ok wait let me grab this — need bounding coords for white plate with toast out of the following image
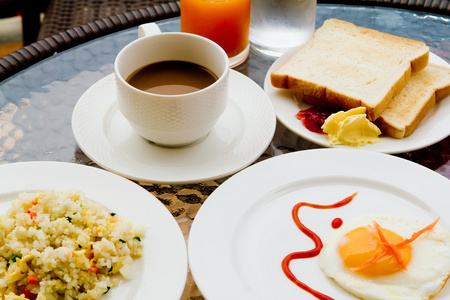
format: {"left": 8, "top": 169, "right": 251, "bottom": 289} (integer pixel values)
{"left": 264, "top": 50, "right": 450, "bottom": 154}
{"left": 188, "top": 149, "right": 450, "bottom": 299}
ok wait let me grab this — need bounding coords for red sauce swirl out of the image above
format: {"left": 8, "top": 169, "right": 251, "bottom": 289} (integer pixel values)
{"left": 281, "top": 192, "right": 358, "bottom": 300}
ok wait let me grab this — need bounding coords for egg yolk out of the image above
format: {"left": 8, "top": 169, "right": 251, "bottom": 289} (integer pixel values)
{"left": 338, "top": 226, "right": 411, "bottom": 276}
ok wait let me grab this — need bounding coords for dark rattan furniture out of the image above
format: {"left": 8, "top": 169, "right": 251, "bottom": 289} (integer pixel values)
{"left": 321, "top": 0, "right": 449, "bottom": 15}
{"left": 37, "top": 0, "right": 450, "bottom": 41}
{"left": 0, "top": 1, "right": 180, "bottom": 82}
{"left": 1, "top": 0, "right": 450, "bottom": 81}
{"left": 37, "top": 0, "right": 176, "bottom": 40}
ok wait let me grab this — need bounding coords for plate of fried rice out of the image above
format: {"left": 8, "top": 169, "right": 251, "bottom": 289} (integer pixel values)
{"left": 0, "top": 162, "right": 187, "bottom": 300}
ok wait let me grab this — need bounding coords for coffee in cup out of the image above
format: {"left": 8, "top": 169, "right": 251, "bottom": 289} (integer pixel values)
{"left": 126, "top": 60, "right": 218, "bottom": 95}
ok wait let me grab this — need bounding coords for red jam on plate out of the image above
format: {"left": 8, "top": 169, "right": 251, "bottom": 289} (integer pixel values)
{"left": 295, "top": 107, "right": 338, "bottom": 133}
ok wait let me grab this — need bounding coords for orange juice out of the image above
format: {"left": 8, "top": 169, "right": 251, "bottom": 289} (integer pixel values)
{"left": 181, "top": 0, "right": 250, "bottom": 59}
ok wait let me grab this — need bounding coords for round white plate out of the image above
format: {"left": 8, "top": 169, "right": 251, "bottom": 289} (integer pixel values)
{"left": 72, "top": 70, "right": 276, "bottom": 184}
{"left": 264, "top": 50, "right": 450, "bottom": 154}
{"left": 188, "top": 149, "right": 450, "bottom": 299}
{"left": 0, "top": 161, "right": 187, "bottom": 300}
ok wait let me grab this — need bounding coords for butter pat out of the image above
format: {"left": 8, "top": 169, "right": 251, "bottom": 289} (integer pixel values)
{"left": 322, "top": 107, "right": 381, "bottom": 147}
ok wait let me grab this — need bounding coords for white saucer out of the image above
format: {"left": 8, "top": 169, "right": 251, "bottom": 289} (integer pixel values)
{"left": 264, "top": 50, "right": 450, "bottom": 154}
{"left": 72, "top": 70, "right": 276, "bottom": 184}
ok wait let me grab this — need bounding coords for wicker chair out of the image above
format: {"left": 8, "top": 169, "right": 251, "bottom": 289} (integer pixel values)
{"left": 0, "top": 0, "right": 449, "bottom": 82}
{"left": 37, "top": 0, "right": 176, "bottom": 40}
{"left": 36, "top": 0, "right": 450, "bottom": 41}
{"left": 0, "top": 1, "right": 180, "bottom": 82}
{"left": 320, "top": 0, "right": 449, "bottom": 15}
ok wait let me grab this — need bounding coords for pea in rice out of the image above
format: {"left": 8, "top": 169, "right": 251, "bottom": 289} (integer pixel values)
{"left": 0, "top": 190, "right": 145, "bottom": 300}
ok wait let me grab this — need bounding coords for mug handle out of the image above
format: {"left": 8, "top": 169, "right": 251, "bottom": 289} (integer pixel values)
{"left": 138, "top": 23, "right": 162, "bottom": 38}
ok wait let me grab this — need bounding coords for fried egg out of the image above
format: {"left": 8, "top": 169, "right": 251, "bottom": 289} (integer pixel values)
{"left": 319, "top": 214, "right": 450, "bottom": 300}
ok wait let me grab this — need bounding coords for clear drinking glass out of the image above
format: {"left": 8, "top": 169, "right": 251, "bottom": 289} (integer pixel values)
{"left": 250, "top": 0, "right": 317, "bottom": 57}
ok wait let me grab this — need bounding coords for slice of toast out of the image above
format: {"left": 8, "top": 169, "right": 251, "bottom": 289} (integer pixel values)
{"left": 293, "top": 63, "right": 450, "bottom": 139}
{"left": 271, "top": 18, "right": 429, "bottom": 121}
{"left": 376, "top": 63, "right": 450, "bottom": 138}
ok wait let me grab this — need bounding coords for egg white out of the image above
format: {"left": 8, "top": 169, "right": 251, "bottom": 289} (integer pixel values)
{"left": 319, "top": 214, "right": 450, "bottom": 300}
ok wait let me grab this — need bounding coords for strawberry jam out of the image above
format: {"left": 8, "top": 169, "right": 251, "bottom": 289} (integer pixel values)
{"left": 296, "top": 107, "right": 338, "bottom": 133}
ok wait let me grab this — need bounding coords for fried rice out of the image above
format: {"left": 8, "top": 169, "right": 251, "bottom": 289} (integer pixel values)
{"left": 0, "top": 190, "right": 145, "bottom": 300}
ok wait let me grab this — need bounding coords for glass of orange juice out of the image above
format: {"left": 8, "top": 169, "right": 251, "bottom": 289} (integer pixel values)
{"left": 181, "top": 0, "right": 251, "bottom": 68}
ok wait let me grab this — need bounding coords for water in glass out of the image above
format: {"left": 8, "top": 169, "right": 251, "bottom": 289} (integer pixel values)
{"left": 250, "top": 0, "right": 316, "bottom": 57}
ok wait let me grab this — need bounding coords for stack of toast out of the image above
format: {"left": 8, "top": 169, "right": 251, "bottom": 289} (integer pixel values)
{"left": 270, "top": 19, "right": 450, "bottom": 139}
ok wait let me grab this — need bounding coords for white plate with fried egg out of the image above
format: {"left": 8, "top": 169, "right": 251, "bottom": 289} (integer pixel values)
{"left": 188, "top": 149, "right": 450, "bottom": 300}
{"left": 264, "top": 49, "right": 450, "bottom": 154}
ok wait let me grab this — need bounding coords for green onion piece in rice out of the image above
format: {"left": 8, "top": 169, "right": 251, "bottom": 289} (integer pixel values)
{"left": 10, "top": 254, "right": 21, "bottom": 262}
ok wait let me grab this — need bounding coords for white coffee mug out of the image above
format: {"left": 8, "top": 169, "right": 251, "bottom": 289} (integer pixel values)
{"left": 115, "top": 23, "right": 229, "bottom": 147}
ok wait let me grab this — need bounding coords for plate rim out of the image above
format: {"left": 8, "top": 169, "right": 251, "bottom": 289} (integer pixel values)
{"left": 72, "top": 70, "right": 276, "bottom": 184}
{"left": 0, "top": 161, "right": 188, "bottom": 300}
